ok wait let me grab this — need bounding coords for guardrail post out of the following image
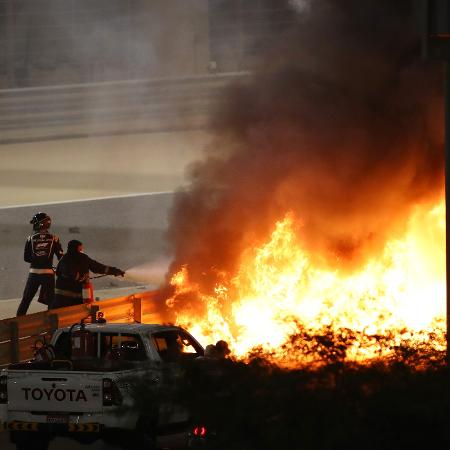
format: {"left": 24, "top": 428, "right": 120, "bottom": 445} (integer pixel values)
{"left": 90, "top": 305, "right": 99, "bottom": 323}
{"left": 133, "top": 297, "right": 142, "bottom": 323}
{"left": 9, "top": 321, "right": 19, "bottom": 364}
{"left": 48, "top": 314, "right": 59, "bottom": 333}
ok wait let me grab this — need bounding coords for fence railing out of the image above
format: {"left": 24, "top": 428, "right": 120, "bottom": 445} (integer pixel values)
{"left": 0, "top": 290, "right": 161, "bottom": 367}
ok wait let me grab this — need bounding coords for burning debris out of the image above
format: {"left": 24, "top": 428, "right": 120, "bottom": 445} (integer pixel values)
{"left": 163, "top": 0, "right": 445, "bottom": 365}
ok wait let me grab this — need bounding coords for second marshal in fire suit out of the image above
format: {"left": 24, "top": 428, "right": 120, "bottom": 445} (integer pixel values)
{"left": 17, "top": 212, "right": 64, "bottom": 316}
{"left": 51, "top": 239, "right": 125, "bottom": 309}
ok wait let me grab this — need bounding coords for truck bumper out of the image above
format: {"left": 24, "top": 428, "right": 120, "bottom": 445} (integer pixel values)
{"left": 0, "top": 421, "right": 102, "bottom": 433}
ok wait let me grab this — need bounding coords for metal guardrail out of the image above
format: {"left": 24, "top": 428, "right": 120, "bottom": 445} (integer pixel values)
{"left": 0, "top": 72, "right": 251, "bottom": 144}
{"left": 0, "top": 290, "right": 161, "bottom": 367}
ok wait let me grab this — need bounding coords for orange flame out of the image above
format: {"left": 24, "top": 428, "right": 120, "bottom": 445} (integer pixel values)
{"left": 167, "top": 200, "right": 446, "bottom": 366}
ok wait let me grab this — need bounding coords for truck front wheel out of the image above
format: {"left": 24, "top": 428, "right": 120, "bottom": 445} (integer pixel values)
{"left": 119, "top": 417, "right": 157, "bottom": 450}
{"left": 11, "top": 432, "right": 50, "bottom": 450}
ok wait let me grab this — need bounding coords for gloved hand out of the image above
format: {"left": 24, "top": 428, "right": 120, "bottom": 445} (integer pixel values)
{"left": 109, "top": 267, "right": 125, "bottom": 277}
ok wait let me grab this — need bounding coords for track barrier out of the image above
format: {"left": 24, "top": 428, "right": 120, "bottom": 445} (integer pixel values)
{"left": 0, "top": 290, "right": 161, "bottom": 367}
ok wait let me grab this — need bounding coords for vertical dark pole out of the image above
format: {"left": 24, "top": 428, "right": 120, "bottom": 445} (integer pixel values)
{"left": 133, "top": 296, "right": 142, "bottom": 323}
{"left": 446, "top": 62, "right": 450, "bottom": 363}
{"left": 48, "top": 314, "right": 59, "bottom": 334}
{"left": 420, "top": 0, "right": 450, "bottom": 363}
{"left": 89, "top": 304, "right": 99, "bottom": 323}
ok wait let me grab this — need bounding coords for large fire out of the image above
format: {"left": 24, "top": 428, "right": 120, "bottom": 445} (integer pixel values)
{"left": 167, "top": 198, "right": 446, "bottom": 366}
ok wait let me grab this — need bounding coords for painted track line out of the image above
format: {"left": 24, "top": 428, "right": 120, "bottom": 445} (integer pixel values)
{"left": 0, "top": 191, "right": 175, "bottom": 210}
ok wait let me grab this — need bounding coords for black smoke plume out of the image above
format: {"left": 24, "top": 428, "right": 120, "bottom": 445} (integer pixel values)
{"left": 166, "top": 0, "right": 443, "bottom": 297}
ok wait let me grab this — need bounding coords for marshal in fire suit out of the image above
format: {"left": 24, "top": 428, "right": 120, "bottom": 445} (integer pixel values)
{"left": 17, "top": 212, "right": 64, "bottom": 316}
{"left": 50, "top": 239, "right": 125, "bottom": 309}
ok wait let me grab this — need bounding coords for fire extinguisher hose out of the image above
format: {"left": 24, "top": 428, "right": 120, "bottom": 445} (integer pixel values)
{"left": 90, "top": 274, "right": 108, "bottom": 279}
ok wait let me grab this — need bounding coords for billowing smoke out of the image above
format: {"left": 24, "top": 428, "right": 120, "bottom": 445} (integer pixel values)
{"left": 166, "top": 0, "right": 443, "bottom": 295}
{"left": 289, "top": 0, "right": 311, "bottom": 14}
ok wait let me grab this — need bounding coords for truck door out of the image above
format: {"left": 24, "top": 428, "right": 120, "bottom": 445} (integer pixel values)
{"left": 151, "top": 330, "right": 203, "bottom": 363}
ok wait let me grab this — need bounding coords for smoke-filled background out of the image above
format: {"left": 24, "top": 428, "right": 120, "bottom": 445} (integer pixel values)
{"left": 0, "top": 0, "right": 211, "bottom": 303}
{"left": 0, "top": 0, "right": 209, "bottom": 88}
{"left": 0, "top": 0, "right": 444, "bottom": 314}
{"left": 167, "top": 0, "right": 443, "bottom": 295}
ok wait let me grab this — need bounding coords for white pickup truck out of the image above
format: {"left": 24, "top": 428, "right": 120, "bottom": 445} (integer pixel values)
{"left": 0, "top": 321, "right": 205, "bottom": 450}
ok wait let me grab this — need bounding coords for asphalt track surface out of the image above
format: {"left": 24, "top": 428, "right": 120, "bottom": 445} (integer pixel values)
{"left": 0, "top": 192, "right": 174, "bottom": 303}
{"left": 0, "top": 129, "right": 207, "bottom": 209}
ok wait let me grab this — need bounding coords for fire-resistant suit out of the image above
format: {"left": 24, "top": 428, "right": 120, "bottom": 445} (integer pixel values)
{"left": 51, "top": 240, "right": 124, "bottom": 309}
{"left": 17, "top": 215, "right": 64, "bottom": 316}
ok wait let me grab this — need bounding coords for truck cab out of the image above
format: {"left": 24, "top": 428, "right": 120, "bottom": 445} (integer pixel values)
{"left": 52, "top": 322, "right": 204, "bottom": 365}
